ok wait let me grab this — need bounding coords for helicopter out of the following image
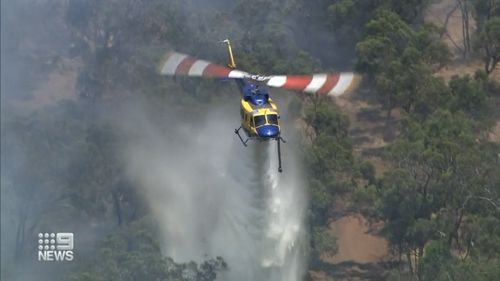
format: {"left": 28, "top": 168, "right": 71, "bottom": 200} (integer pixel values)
{"left": 158, "top": 39, "right": 359, "bottom": 172}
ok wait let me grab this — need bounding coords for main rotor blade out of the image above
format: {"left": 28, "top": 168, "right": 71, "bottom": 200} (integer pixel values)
{"left": 158, "top": 52, "right": 249, "bottom": 78}
{"left": 254, "top": 73, "right": 361, "bottom": 97}
{"left": 159, "top": 52, "right": 361, "bottom": 97}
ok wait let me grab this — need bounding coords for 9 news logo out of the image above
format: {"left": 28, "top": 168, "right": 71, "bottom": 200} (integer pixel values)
{"left": 37, "top": 232, "right": 74, "bottom": 262}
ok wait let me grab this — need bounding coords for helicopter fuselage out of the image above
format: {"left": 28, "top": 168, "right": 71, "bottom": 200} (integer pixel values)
{"left": 236, "top": 79, "right": 281, "bottom": 140}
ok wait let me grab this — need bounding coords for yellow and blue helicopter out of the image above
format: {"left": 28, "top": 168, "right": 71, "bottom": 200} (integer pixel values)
{"left": 159, "top": 40, "right": 359, "bottom": 172}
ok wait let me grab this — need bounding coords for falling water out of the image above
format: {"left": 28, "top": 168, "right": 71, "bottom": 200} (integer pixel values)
{"left": 121, "top": 104, "right": 307, "bottom": 281}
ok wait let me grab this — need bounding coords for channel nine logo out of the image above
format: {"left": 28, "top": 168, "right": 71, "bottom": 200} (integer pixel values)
{"left": 37, "top": 232, "right": 74, "bottom": 262}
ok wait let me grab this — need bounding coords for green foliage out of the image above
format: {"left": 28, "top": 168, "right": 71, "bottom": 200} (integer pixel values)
{"left": 407, "top": 70, "right": 497, "bottom": 124}
{"left": 389, "top": 255, "right": 500, "bottom": 281}
{"left": 414, "top": 24, "right": 451, "bottom": 67}
{"left": 356, "top": 10, "right": 413, "bottom": 74}
{"left": 328, "top": 0, "right": 358, "bottom": 31}
{"left": 192, "top": 0, "right": 319, "bottom": 75}
{"left": 66, "top": 0, "right": 188, "bottom": 50}
{"left": 355, "top": 161, "right": 376, "bottom": 186}
{"left": 301, "top": 98, "right": 356, "bottom": 264}
{"left": 304, "top": 135, "right": 353, "bottom": 182}
{"left": 353, "top": 184, "right": 380, "bottom": 217}
{"left": 356, "top": 11, "right": 450, "bottom": 116}
{"left": 66, "top": 222, "right": 227, "bottom": 281}
{"left": 303, "top": 99, "right": 353, "bottom": 184}
{"left": 420, "top": 240, "right": 452, "bottom": 275}
{"left": 234, "top": 28, "right": 320, "bottom": 74}
{"left": 360, "top": 109, "right": 500, "bottom": 276}
{"left": 472, "top": 0, "right": 500, "bottom": 28}
{"left": 305, "top": 102, "right": 350, "bottom": 138}
{"left": 311, "top": 226, "right": 338, "bottom": 258}
{"left": 1, "top": 101, "right": 90, "bottom": 260}
{"left": 448, "top": 74, "right": 491, "bottom": 120}
{"left": 475, "top": 17, "right": 500, "bottom": 74}
{"left": 308, "top": 179, "right": 333, "bottom": 225}
{"left": 471, "top": 215, "right": 500, "bottom": 260}
{"left": 419, "top": 257, "right": 500, "bottom": 281}
{"left": 328, "top": 0, "right": 431, "bottom": 40}
{"left": 387, "top": 0, "right": 430, "bottom": 23}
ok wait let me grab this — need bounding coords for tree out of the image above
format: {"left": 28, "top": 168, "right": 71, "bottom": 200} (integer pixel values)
{"left": 1, "top": 102, "right": 88, "bottom": 262}
{"left": 357, "top": 109, "right": 500, "bottom": 276}
{"left": 327, "top": 0, "right": 431, "bottom": 40}
{"left": 447, "top": 73, "right": 492, "bottom": 120}
{"left": 66, "top": 222, "right": 227, "bottom": 281}
{"left": 472, "top": 0, "right": 500, "bottom": 28}
{"left": 356, "top": 11, "right": 450, "bottom": 117}
{"left": 475, "top": 17, "right": 500, "bottom": 74}
{"left": 457, "top": 0, "right": 473, "bottom": 57}
{"left": 65, "top": 122, "right": 138, "bottom": 226}
{"left": 301, "top": 97, "right": 355, "bottom": 266}
{"left": 303, "top": 98, "right": 353, "bottom": 183}
{"left": 303, "top": 99, "right": 354, "bottom": 225}
{"left": 311, "top": 227, "right": 337, "bottom": 261}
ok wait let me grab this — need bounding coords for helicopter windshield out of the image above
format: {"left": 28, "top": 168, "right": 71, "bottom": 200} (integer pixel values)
{"left": 254, "top": 115, "right": 266, "bottom": 127}
{"left": 267, "top": 114, "right": 278, "bottom": 125}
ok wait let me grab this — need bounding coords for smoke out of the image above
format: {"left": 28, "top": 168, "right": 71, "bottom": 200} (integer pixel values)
{"left": 1, "top": 1, "right": 319, "bottom": 280}
{"left": 116, "top": 98, "right": 307, "bottom": 281}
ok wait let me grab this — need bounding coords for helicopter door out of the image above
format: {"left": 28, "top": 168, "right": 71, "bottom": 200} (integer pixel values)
{"left": 243, "top": 113, "right": 251, "bottom": 129}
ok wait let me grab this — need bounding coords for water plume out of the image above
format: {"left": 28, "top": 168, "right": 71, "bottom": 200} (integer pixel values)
{"left": 120, "top": 102, "right": 307, "bottom": 281}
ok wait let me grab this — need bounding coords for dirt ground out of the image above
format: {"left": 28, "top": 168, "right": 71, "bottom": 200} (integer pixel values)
{"left": 325, "top": 216, "right": 389, "bottom": 264}
{"left": 309, "top": 216, "right": 391, "bottom": 281}
{"left": 31, "top": 58, "right": 80, "bottom": 106}
{"left": 6, "top": 57, "right": 80, "bottom": 112}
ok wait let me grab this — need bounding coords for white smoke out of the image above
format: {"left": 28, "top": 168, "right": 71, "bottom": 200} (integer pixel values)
{"left": 118, "top": 100, "right": 307, "bottom": 281}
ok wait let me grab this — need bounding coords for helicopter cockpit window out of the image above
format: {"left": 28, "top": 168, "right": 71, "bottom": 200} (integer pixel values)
{"left": 267, "top": 114, "right": 278, "bottom": 125}
{"left": 254, "top": 115, "right": 266, "bottom": 127}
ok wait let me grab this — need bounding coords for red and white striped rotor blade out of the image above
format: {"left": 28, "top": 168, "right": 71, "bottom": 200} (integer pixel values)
{"left": 159, "top": 52, "right": 249, "bottom": 79}
{"left": 265, "top": 73, "right": 360, "bottom": 97}
{"left": 159, "top": 52, "right": 360, "bottom": 96}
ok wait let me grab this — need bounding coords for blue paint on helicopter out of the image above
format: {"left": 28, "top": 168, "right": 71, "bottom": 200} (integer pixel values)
{"left": 256, "top": 125, "right": 280, "bottom": 138}
{"left": 236, "top": 79, "right": 270, "bottom": 106}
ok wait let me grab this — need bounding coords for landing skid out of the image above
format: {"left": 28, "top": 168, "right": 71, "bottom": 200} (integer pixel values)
{"left": 276, "top": 136, "right": 286, "bottom": 173}
{"left": 234, "top": 126, "right": 286, "bottom": 173}
{"left": 234, "top": 126, "right": 250, "bottom": 147}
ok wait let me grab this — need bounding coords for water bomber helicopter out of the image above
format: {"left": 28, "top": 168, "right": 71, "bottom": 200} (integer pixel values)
{"left": 159, "top": 40, "right": 360, "bottom": 172}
